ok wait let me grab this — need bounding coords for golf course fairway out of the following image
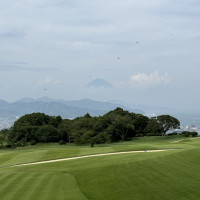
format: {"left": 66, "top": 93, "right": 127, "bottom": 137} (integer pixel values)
{"left": 0, "top": 136, "right": 200, "bottom": 200}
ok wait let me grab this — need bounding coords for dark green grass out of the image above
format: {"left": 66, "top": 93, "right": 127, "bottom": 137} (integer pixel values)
{"left": 0, "top": 136, "right": 200, "bottom": 199}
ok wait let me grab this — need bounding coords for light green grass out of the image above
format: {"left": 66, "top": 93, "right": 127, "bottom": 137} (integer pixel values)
{"left": 0, "top": 136, "right": 200, "bottom": 199}
{"left": 0, "top": 135, "right": 191, "bottom": 167}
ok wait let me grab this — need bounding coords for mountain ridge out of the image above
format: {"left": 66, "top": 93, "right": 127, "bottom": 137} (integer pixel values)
{"left": 0, "top": 97, "right": 144, "bottom": 129}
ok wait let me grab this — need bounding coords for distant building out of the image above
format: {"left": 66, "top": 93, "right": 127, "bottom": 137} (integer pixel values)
{"left": 166, "top": 129, "right": 183, "bottom": 135}
{"left": 175, "top": 125, "right": 200, "bottom": 135}
{"left": 185, "top": 125, "right": 198, "bottom": 132}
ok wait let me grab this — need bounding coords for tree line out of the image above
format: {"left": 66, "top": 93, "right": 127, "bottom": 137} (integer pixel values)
{"left": 0, "top": 108, "right": 181, "bottom": 147}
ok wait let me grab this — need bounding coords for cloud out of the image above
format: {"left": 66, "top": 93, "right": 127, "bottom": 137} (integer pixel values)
{"left": 129, "top": 71, "right": 171, "bottom": 87}
{"left": 0, "top": 64, "right": 56, "bottom": 72}
{"left": 0, "top": 61, "right": 57, "bottom": 72}
{"left": 0, "top": 65, "right": 28, "bottom": 71}
{"left": 38, "top": 76, "right": 61, "bottom": 86}
{"left": 1, "top": 30, "right": 26, "bottom": 39}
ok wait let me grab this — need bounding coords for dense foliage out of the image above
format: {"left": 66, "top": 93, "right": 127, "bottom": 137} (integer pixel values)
{"left": 0, "top": 108, "right": 182, "bottom": 147}
{"left": 156, "top": 115, "right": 180, "bottom": 137}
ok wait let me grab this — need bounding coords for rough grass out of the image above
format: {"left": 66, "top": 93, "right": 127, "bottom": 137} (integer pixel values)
{"left": 0, "top": 135, "right": 200, "bottom": 200}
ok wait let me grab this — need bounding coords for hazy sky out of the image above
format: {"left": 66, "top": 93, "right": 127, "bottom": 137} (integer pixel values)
{"left": 0, "top": 0, "right": 200, "bottom": 111}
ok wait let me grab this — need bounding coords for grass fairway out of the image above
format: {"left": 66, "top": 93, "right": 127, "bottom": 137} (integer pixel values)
{"left": 0, "top": 136, "right": 200, "bottom": 199}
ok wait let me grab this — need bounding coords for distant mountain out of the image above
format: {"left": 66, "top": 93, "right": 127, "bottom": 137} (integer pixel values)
{"left": 0, "top": 99, "right": 9, "bottom": 108}
{"left": 87, "top": 79, "right": 113, "bottom": 88}
{"left": 0, "top": 101, "right": 104, "bottom": 119}
{"left": 0, "top": 97, "right": 144, "bottom": 129}
{"left": 18, "top": 97, "right": 143, "bottom": 114}
{"left": 17, "top": 97, "right": 35, "bottom": 103}
{"left": 109, "top": 100, "right": 174, "bottom": 116}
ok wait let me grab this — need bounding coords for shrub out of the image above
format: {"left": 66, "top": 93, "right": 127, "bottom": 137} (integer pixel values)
{"left": 168, "top": 132, "right": 178, "bottom": 136}
{"left": 182, "top": 131, "right": 190, "bottom": 137}
{"left": 59, "top": 140, "right": 66, "bottom": 145}
{"left": 0, "top": 140, "right": 3, "bottom": 148}
{"left": 30, "top": 140, "right": 37, "bottom": 145}
{"left": 90, "top": 141, "right": 94, "bottom": 147}
{"left": 93, "top": 132, "right": 110, "bottom": 144}
{"left": 191, "top": 132, "right": 198, "bottom": 137}
{"left": 16, "top": 139, "right": 27, "bottom": 147}
{"left": 146, "top": 132, "right": 162, "bottom": 136}
{"left": 5, "top": 142, "right": 16, "bottom": 149}
{"left": 74, "top": 131, "right": 94, "bottom": 144}
{"left": 135, "top": 134, "right": 144, "bottom": 137}
{"left": 5, "top": 144, "right": 12, "bottom": 148}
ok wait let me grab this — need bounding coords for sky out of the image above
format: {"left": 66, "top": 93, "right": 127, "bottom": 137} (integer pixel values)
{"left": 0, "top": 0, "right": 200, "bottom": 111}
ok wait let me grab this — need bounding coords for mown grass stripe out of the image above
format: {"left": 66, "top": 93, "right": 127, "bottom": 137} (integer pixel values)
{"left": 0, "top": 173, "right": 25, "bottom": 197}
{"left": 25, "top": 172, "right": 52, "bottom": 200}
{"left": 46, "top": 173, "right": 63, "bottom": 200}
{"left": 19, "top": 172, "right": 46, "bottom": 200}
{"left": 2, "top": 172, "right": 40, "bottom": 200}
{"left": 0, "top": 173, "right": 15, "bottom": 186}
{"left": 44, "top": 172, "right": 88, "bottom": 200}
{"left": 66, "top": 173, "right": 88, "bottom": 200}
{"left": 1, "top": 150, "right": 48, "bottom": 167}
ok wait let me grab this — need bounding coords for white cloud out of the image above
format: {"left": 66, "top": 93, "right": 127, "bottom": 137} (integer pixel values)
{"left": 38, "top": 76, "right": 61, "bottom": 86}
{"left": 130, "top": 71, "right": 171, "bottom": 87}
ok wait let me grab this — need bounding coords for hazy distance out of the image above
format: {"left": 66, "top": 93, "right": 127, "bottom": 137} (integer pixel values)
{"left": 0, "top": 0, "right": 200, "bottom": 112}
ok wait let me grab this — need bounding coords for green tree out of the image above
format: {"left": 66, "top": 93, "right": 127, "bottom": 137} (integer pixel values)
{"left": 156, "top": 115, "right": 180, "bottom": 138}
{"left": 0, "top": 129, "right": 9, "bottom": 142}
{"left": 93, "top": 131, "right": 110, "bottom": 144}
{"left": 49, "top": 115, "right": 62, "bottom": 128}
{"left": 145, "top": 117, "right": 162, "bottom": 136}
{"left": 36, "top": 125, "right": 58, "bottom": 143}
{"left": 14, "top": 113, "right": 51, "bottom": 127}
{"left": 110, "top": 115, "right": 135, "bottom": 141}
{"left": 133, "top": 114, "right": 149, "bottom": 135}
{"left": 9, "top": 113, "right": 62, "bottom": 144}
{"left": 58, "top": 119, "right": 72, "bottom": 143}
